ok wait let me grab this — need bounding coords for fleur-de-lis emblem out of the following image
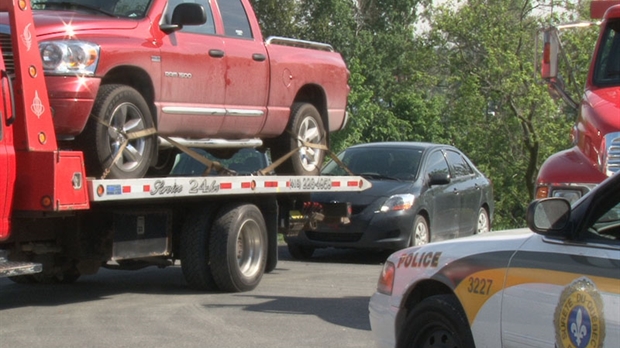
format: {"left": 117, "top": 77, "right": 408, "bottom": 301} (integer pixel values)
{"left": 20, "top": 23, "right": 32, "bottom": 51}
{"left": 31, "top": 91, "right": 45, "bottom": 118}
{"left": 570, "top": 308, "right": 588, "bottom": 346}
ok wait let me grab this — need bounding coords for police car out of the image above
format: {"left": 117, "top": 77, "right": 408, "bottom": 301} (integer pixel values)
{"left": 369, "top": 172, "right": 620, "bottom": 348}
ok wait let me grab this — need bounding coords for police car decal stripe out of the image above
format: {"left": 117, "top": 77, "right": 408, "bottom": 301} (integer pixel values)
{"left": 435, "top": 251, "right": 620, "bottom": 325}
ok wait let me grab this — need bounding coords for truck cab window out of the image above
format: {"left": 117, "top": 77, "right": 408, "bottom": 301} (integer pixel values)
{"left": 593, "top": 20, "right": 620, "bottom": 86}
{"left": 218, "top": 0, "right": 252, "bottom": 39}
{"left": 165, "top": 0, "right": 215, "bottom": 35}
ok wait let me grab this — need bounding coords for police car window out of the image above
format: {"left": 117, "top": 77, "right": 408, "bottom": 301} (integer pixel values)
{"left": 218, "top": 0, "right": 253, "bottom": 39}
{"left": 425, "top": 151, "right": 450, "bottom": 178}
{"left": 589, "top": 200, "right": 620, "bottom": 241}
{"left": 165, "top": 0, "right": 215, "bottom": 35}
{"left": 445, "top": 150, "right": 472, "bottom": 177}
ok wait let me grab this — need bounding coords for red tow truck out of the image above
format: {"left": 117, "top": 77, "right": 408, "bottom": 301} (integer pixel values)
{"left": 537, "top": 0, "right": 620, "bottom": 202}
{"left": 0, "top": 1, "right": 369, "bottom": 292}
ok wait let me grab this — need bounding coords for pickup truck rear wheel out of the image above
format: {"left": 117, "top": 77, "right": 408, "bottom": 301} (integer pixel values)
{"left": 272, "top": 103, "right": 326, "bottom": 176}
{"left": 209, "top": 203, "right": 267, "bottom": 292}
{"left": 82, "top": 84, "right": 155, "bottom": 179}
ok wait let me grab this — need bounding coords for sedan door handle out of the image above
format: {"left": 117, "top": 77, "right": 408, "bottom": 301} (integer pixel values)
{"left": 252, "top": 53, "right": 267, "bottom": 62}
{"left": 209, "top": 49, "right": 225, "bottom": 58}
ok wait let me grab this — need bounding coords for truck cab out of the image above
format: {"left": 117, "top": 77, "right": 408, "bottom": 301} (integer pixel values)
{"left": 537, "top": 1, "right": 620, "bottom": 202}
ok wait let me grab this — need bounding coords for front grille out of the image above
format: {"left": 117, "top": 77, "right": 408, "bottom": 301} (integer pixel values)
{"left": 0, "top": 33, "right": 14, "bottom": 75}
{"left": 605, "top": 132, "right": 620, "bottom": 176}
{"left": 305, "top": 231, "right": 363, "bottom": 243}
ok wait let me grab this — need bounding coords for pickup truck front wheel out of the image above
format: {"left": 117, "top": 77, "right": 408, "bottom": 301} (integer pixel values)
{"left": 81, "top": 84, "right": 155, "bottom": 179}
{"left": 272, "top": 103, "right": 326, "bottom": 176}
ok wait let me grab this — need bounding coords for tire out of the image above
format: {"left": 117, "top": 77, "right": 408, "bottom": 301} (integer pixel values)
{"left": 476, "top": 207, "right": 490, "bottom": 234}
{"left": 180, "top": 206, "right": 219, "bottom": 291}
{"left": 147, "top": 148, "right": 179, "bottom": 177}
{"left": 411, "top": 215, "right": 430, "bottom": 247}
{"left": 209, "top": 203, "right": 268, "bottom": 292}
{"left": 80, "top": 84, "right": 155, "bottom": 179}
{"left": 397, "top": 295, "right": 475, "bottom": 348}
{"left": 31, "top": 268, "right": 81, "bottom": 284}
{"left": 270, "top": 102, "right": 326, "bottom": 176}
{"left": 287, "top": 242, "right": 315, "bottom": 260}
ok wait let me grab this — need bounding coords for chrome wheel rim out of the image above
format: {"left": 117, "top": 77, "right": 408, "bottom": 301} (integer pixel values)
{"left": 236, "top": 219, "right": 264, "bottom": 278}
{"left": 107, "top": 102, "right": 147, "bottom": 172}
{"left": 296, "top": 115, "right": 323, "bottom": 172}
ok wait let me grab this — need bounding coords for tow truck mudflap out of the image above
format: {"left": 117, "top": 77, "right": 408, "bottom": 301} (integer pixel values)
{"left": 0, "top": 250, "right": 42, "bottom": 278}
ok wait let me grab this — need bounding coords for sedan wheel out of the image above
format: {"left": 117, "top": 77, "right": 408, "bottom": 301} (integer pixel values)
{"left": 476, "top": 208, "right": 490, "bottom": 234}
{"left": 412, "top": 215, "right": 430, "bottom": 247}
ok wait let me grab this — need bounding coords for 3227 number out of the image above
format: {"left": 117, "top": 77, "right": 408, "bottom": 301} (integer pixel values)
{"left": 467, "top": 277, "right": 493, "bottom": 295}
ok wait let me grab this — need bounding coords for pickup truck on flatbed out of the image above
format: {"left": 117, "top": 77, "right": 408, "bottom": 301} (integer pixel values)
{"left": 0, "top": 0, "right": 350, "bottom": 179}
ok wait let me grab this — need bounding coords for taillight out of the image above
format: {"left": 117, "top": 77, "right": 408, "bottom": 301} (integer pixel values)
{"left": 377, "top": 261, "right": 395, "bottom": 295}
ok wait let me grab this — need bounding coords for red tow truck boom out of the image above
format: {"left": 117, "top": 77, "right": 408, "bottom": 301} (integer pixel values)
{"left": 0, "top": 1, "right": 370, "bottom": 291}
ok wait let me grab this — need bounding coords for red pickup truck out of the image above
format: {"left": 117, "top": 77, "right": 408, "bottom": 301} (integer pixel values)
{"left": 0, "top": 0, "right": 350, "bottom": 179}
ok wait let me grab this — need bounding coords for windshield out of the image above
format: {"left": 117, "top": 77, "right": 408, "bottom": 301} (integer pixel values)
{"left": 322, "top": 146, "right": 424, "bottom": 180}
{"left": 593, "top": 19, "right": 620, "bottom": 86}
{"left": 31, "top": 0, "right": 152, "bottom": 19}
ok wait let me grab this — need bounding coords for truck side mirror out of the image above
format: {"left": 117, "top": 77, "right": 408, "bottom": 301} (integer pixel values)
{"left": 161, "top": 3, "right": 206, "bottom": 32}
{"left": 541, "top": 28, "right": 559, "bottom": 80}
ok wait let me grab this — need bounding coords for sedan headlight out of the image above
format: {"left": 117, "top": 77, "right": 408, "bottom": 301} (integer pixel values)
{"left": 39, "top": 40, "right": 100, "bottom": 75}
{"left": 380, "top": 194, "right": 415, "bottom": 213}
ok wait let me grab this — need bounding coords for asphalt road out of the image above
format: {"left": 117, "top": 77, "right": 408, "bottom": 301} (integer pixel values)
{"left": 0, "top": 245, "right": 390, "bottom": 348}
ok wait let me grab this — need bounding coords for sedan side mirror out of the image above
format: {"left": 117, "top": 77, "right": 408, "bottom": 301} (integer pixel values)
{"left": 428, "top": 172, "right": 450, "bottom": 186}
{"left": 526, "top": 198, "right": 571, "bottom": 234}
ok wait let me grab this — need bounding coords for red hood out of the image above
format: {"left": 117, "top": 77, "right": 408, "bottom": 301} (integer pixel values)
{"left": 0, "top": 10, "right": 138, "bottom": 37}
{"left": 585, "top": 86, "right": 620, "bottom": 134}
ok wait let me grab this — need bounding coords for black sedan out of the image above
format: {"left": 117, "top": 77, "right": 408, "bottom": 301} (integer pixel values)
{"left": 284, "top": 142, "right": 494, "bottom": 259}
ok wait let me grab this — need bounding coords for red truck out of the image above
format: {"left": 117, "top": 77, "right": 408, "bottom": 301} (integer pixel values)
{"left": 0, "top": 0, "right": 350, "bottom": 179}
{"left": 537, "top": 0, "right": 620, "bottom": 202}
{"left": 0, "top": 1, "right": 368, "bottom": 290}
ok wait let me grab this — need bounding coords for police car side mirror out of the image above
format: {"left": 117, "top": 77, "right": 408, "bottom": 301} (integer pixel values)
{"left": 526, "top": 198, "right": 571, "bottom": 234}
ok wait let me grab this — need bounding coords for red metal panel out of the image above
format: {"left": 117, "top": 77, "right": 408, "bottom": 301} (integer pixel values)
{"left": 591, "top": 1, "right": 620, "bottom": 19}
{"left": 13, "top": 151, "right": 89, "bottom": 211}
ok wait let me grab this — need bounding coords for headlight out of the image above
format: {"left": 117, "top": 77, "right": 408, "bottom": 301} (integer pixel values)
{"left": 39, "top": 40, "right": 100, "bottom": 75}
{"left": 377, "top": 261, "right": 395, "bottom": 295}
{"left": 380, "top": 194, "right": 415, "bottom": 212}
{"left": 552, "top": 189, "right": 582, "bottom": 204}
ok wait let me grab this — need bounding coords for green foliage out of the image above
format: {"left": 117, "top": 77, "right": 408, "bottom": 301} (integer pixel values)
{"left": 250, "top": 0, "right": 594, "bottom": 230}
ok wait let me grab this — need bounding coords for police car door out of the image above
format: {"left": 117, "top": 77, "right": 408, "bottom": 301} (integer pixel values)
{"left": 500, "top": 186, "right": 620, "bottom": 347}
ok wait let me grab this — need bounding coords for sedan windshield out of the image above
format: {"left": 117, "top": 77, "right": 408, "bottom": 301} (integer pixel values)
{"left": 31, "top": 0, "right": 152, "bottom": 19}
{"left": 322, "top": 146, "right": 424, "bottom": 180}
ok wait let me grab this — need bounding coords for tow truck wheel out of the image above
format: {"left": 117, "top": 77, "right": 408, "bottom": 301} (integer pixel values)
{"left": 397, "top": 295, "right": 475, "bottom": 348}
{"left": 82, "top": 84, "right": 155, "bottom": 179}
{"left": 209, "top": 203, "right": 267, "bottom": 292}
{"left": 286, "top": 242, "right": 315, "bottom": 260}
{"left": 180, "top": 205, "right": 219, "bottom": 291}
{"left": 271, "top": 102, "right": 326, "bottom": 176}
